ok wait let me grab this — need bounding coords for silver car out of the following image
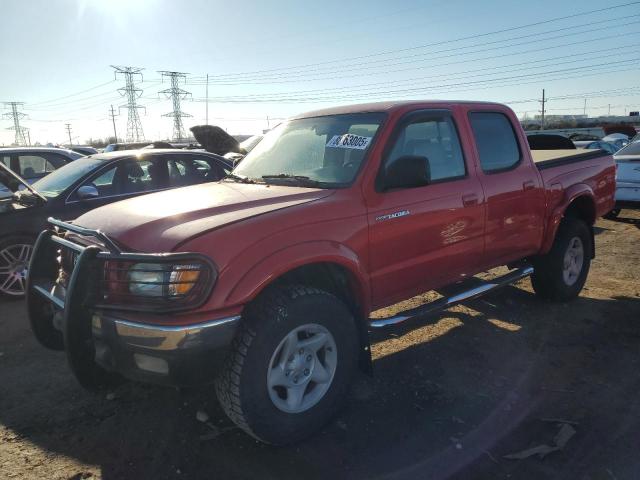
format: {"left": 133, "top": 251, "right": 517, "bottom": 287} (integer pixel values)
{"left": 609, "top": 141, "right": 640, "bottom": 218}
{"left": 0, "top": 147, "right": 83, "bottom": 198}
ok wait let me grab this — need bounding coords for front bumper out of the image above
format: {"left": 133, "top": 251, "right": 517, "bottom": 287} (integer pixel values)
{"left": 26, "top": 219, "right": 239, "bottom": 387}
{"left": 614, "top": 182, "right": 640, "bottom": 209}
{"left": 92, "top": 313, "right": 239, "bottom": 385}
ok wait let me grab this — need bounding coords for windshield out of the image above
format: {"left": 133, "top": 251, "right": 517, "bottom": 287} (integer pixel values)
{"left": 32, "top": 156, "right": 105, "bottom": 197}
{"left": 615, "top": 141, "right": 640, "bottom": 156}
{"left": 234, "top": 113, "right": 385, "bottom": 186}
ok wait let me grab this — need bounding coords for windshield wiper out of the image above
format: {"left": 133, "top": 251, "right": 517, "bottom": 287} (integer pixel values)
{"left": 224, "top": 172, "right": 256, "bottom": 184}
{"left": 261, "top": 174, "right": 321, "bottom": 187}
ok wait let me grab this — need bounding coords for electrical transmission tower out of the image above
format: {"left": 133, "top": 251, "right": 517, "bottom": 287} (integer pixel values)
{"left": 112, "top": 65, "right": 146, "bottom": 142}
{"left": 158, "top": 71, "right": 192, "bottom": 141}
{"left": 2, "top": 102, "right": 29, "bottom": 146}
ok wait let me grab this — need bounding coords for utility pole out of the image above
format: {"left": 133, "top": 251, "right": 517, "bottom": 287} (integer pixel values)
{"left": 205, "top": 73, "right": 209, "bottom": 125}
{"left": 583, "top": 98, "right": 587, "bottom": 116}
{"left": 266, "top": 115, "right": 270, "bottom": 129}
{"left": 608, "top": 104, "right": 611, "bottom": 116}
{"left": 27, "top": 130, "right": 31, "bottom": 146}
{"left": 539, "top": 89, "right": 546, "bottom": 130}
{"left": 2, "top": 102, "right": 28, "bottom": 146}
{"left": 158, "top": 71, "right": 192, "bottom": 141}
{"left": 109, "top": 104, "right": 119, "bottom": 143}
{"left": 112, "top": 65, "right": 146, "bottom": 142}
{"left": 65, "top": 123, "right": 73, "bottom": 146}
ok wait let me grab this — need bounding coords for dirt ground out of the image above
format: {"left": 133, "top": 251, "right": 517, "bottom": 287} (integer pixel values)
{"left": 1, "top": 211, "right": 639, "bottom": 480}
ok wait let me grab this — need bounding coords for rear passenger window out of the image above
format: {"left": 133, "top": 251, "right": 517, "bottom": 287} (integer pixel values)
{"left": 386, "top": 114, "right": 466, "bottom": 183}
{"left": 469, "top": 112, "right": 521, "bottom": 172}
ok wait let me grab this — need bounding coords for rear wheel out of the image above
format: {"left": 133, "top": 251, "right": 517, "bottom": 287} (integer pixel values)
{"left": 531, "top": 218, "right": 591, "bottom": 301}
{"left": 0, "top": 236, "right": 33, "bottom": 297}
{"left": 215, "top": 285, "right": 358, "bottom": 445}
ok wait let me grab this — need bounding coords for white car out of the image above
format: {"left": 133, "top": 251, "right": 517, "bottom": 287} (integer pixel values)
{"left": 609, "top": 141, "right": 640, "bottom": 218}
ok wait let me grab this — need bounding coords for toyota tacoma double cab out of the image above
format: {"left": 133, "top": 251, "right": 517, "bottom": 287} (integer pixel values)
{"left": 27, "top": 101, "right": 616, "bottom": 444}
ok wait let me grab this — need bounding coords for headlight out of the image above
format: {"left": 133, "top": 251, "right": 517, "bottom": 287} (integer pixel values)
{"left": 127, "top": 263, "right": 206, "bottom": 298}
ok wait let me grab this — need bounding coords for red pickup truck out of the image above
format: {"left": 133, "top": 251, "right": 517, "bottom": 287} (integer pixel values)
{"left": 27, "top": 101, "right": 615, "bottom": 444}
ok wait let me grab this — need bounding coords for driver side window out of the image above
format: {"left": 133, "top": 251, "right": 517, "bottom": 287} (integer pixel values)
{"left": 73, "top": 159, "right": 161, "bottom": 200}
{"left": 386, "top": 115, "right": 466, "bottom": 183}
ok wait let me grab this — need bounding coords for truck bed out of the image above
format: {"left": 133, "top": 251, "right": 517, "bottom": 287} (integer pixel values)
{"left": 532, "top": 149, "right": 608, "bottom": 170}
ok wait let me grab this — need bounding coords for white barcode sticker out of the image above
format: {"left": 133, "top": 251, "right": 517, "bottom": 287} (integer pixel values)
{"left": 326, "top": 134, "right": 372, "bottom": 150}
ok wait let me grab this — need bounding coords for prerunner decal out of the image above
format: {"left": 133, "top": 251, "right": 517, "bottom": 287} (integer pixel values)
{"left": 326, "top": 134, "right": 372, "bottom": 150}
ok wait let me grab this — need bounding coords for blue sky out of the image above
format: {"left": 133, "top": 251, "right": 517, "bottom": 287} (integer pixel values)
{"left": 1, "top": 0, "right": 638, "bottom": 145}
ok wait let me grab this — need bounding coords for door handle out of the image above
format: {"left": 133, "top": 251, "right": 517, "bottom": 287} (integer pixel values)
{"left": 462, "top": 193, "right": 479, "bottom": 206}
{"left": 523, "top": 180, "right": 535, "bottom": 191}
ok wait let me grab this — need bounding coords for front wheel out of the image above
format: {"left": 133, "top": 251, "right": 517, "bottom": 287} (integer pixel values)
{"left": 531, "top": 218, "right": 591, "bottom": 301}
{"left": 215, "top": 285, "right": 359, "bottom": 445}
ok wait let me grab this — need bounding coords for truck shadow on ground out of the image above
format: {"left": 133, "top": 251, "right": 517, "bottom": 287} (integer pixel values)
{"left": 611, "top": 215, "right": 640, "bottom": 229}
{"left": 1, "top": 288, "right": 640, "bottom": 480}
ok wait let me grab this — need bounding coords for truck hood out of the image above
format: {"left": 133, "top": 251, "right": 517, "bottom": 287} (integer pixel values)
{"left": 74, "top": 181, "right": 334, "bottom": 251}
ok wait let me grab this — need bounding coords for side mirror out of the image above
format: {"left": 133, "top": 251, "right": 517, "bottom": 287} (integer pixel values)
{"left": 76, "top": 185, "right": 99, "bottom": 200}
{"left": 384, "top": 155, "right": 431, "bottom": 190}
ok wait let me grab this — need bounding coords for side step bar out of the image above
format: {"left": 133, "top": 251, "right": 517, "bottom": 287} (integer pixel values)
{"left": 369, "top": 266, "right": 534, "bottom": 328}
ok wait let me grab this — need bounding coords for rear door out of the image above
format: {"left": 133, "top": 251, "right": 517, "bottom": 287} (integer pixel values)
{"left": 367, "top": 109, "right": 486, "bottom": 306}
{"left": 467, "top": 110, "right": 545, "bottom": 268}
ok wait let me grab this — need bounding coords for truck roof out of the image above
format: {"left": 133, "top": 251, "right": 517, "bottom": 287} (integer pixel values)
{"left": 293, "top": 100, "right": 505, "bottom": 119}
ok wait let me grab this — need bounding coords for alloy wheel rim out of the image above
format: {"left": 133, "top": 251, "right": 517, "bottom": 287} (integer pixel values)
{"left": 0, "top": 244, "right": 33, "bottom": 296}
{"left": 562, "top": 236, "right": 584, "bottom": 286}
{"left": 266, "top": 323, "right": 338, "bottom": 414}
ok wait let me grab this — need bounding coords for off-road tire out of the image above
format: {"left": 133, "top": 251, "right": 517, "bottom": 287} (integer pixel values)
{"left": 215, "top": 285, "right": 359, "bottom": 445}
{"left": 531, "top": 217, "right": 591, "bottom": 301}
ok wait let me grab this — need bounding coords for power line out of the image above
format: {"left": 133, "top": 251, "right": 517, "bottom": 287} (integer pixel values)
{"left": 194, "top": 58, "right": 640, "bottom": 103}
{"left": 158, "top": 71, "right": 192, "bottom": 141}
{"left": 29, "top": 80, "right": 117, "bottom": 106}
{"left": 192, "top": 49, "right": 640, "bottom": 102}
{"left": 192, "top": 1, "right": 640, "bottom": 81}
{"left": 112, "top": 65, "right": 146, "bottom": 142}
{"left": 191, "top": 20, "right": 640, "bottom": 86}
{"left": 2, "top": 102, "right": 29, "bottom": 146}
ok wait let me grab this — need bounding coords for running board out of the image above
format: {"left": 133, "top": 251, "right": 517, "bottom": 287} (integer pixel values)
{"left": 369, "top": 266, "right": 534, "bottom": 328}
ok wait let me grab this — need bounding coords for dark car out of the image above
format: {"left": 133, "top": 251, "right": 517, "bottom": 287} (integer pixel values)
{"left": 0, "top": 149, "right": 231, "bottom": 296}
{"left": 0, "top": 147, "right": 83, "bottom": 198}
{"left": 69, "top": 146, "right": 100, "bottom": 156}
{"left": 103, "top": 142, "right": 152, "bottom": 152}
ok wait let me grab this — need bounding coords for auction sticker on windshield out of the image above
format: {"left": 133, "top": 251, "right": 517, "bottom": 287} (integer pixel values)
{"left": 326, "top": 134, "right": 372, "bottom": 150}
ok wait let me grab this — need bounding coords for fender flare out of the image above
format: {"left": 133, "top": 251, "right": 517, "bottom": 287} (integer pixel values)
{"left": 225, "top": 240, "right": 372, "bottom": 315}
{"left": 541, "top": 183, "right": 596, "bottom": 254}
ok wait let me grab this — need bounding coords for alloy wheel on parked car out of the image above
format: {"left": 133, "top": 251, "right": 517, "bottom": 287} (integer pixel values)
{"left": 0, "top": 243, "right": 33, "bottom": 296}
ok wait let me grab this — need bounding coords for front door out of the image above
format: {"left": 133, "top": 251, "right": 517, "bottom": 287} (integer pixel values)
{"left": 367, "top": 110, "right": 486, "bottom": 308}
